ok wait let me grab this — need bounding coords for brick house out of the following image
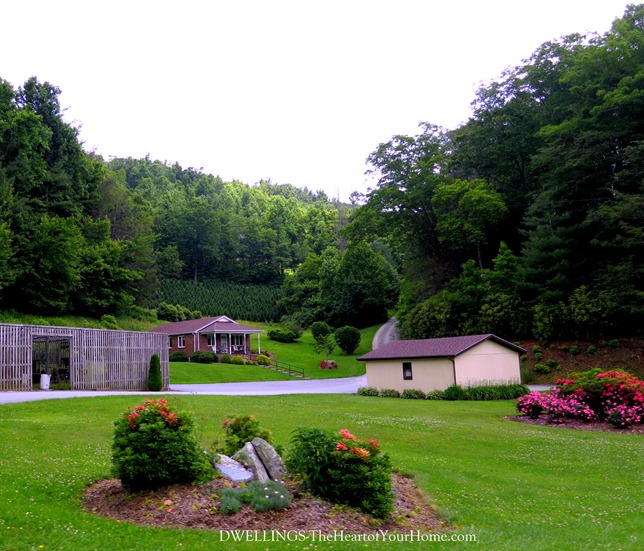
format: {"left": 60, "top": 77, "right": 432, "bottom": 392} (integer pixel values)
{"left": 150, "top": 316, "right": 264, "bottom": 358}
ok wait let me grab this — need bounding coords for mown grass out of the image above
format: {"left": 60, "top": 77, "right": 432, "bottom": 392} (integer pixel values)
{"left": 246, "top": 323, "right": 378, "bottom": 379}
{"left": 169, "top": 362, "right": 296, "bottom": 383}
{"left": 0, "top": 395, "right": 641, "bottom": 550}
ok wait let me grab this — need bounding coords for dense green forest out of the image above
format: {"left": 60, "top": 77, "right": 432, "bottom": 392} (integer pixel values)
{"left": 346, "top": 5, "right": 644, "bottom": 340}
{"left": 1, "top": 5, "right": 643, "bottom": 339}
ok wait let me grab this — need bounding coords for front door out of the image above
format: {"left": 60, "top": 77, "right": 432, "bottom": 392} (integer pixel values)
{"left": 220, "top": 335, "right": 228, "bottom": 354}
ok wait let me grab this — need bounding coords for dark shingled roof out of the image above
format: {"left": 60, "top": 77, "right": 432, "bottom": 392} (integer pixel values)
{"left": 357, "top": 334, "right": 524, "bottom": 361}
{"left": 150, "top": 317, "right": 263, "bottom": 335}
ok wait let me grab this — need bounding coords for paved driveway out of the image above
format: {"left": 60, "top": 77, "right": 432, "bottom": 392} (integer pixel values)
{"left": 0, "top": 375, "right": 369, "bottom": 404}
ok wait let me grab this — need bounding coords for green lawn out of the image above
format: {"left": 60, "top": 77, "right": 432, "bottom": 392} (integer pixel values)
{"left": 0, "top": 395, "right": 641, "bottom": 550}
{"left": 170, "top": 361, "right": 296, "bottom": 383}
{"left": 170, "top": 324, "right": 378, "bottom": 384}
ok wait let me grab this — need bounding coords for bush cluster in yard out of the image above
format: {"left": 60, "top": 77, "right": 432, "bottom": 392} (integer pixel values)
{"left": 255, "top": 354, "right": 271, "bottom": 365}
{"left": 217, "top": 414, "right": 274, "bottom": 456}
{"left": 287, "top": 427, "right": 394, "bottom": 518}
{"left": 358, "top": 384, "right": 529, "bottom": 401}
{"left": 169, "top": 350, "right": 188, "bottom": 362}
{"left": 190, "top": 351, "right": 217, "bottom": 363}
{"left": 111, "top": 399, "right": 213, "bottom": 492}
{"left": 267, "top": 327, "right": 299, "bottom": 343}
{"left": 517, "top": 368, "right": 644, "bottom": 428}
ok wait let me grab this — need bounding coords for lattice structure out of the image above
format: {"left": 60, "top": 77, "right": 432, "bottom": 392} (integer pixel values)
{"left": 0, "top": 323, "right": 169, "bottom": 391}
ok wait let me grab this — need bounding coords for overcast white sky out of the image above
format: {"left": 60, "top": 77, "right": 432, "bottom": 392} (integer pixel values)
{"left": 1, "top": 0, "right": 631, "bottom": 201}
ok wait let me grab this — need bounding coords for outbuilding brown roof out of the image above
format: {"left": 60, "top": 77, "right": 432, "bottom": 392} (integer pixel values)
{"left": 357, "top": 334, "right": 524, "bottom": 361}
{"left": 150, "top": 316, "right": 263, "bottom": 335}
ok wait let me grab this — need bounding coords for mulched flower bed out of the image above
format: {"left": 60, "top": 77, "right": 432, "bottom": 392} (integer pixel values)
{"left": 509, "top": 415, "right": 644, "bottom": 435}
{"left": 82, "top": 473, "right": 447, "bottom": 535}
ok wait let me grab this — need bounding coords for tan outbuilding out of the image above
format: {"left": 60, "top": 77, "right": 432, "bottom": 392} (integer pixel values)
{"left": 358, "top": 334, "right": 524, "bottom": 393}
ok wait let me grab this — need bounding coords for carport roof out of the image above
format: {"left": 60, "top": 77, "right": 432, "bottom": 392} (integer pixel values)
{"left": 357, "top": 334, "right": 525, "bottom": 361}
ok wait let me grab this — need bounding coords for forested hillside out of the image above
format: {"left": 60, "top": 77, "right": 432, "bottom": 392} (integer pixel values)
{"left": 346, "top": 5, "right": 644, "bottom": 341}
{"left": 1, "top": 5, "right": 642, "bottom": 339}
{"left": 0, "top": 76, "right": 349, "bottom": 320}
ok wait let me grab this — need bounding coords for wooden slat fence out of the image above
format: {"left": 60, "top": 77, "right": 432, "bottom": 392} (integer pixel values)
{"left": 0, "top": 323, "right": 169, "bottom": 391}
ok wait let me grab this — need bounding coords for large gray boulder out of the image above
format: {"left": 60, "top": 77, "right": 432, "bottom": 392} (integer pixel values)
{"left": 214, "top": 454, "right": 253, "bottom": 483}
{"left": 251, "top": 437, "right": 287, "bottom": 481}
{"left": 232, "top": 442, "right": 269, "bottom": 482}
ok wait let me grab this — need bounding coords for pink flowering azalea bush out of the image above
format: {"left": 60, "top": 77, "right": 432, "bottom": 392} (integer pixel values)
{"left": 112, "top": 399, "right": 213, "bottom": 491}
{"left": 517, "top": 369, "right": 644, "bottom": 428}
{"left": 286, "top": 427, "right": 394, "bottom": 518}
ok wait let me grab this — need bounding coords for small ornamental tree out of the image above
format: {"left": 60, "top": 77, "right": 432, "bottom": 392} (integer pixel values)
{"left": 334, "top": 325, "right": 361, "bottom": 355}
{"left": 147, "top": 353, "right": 163, "bottom": 391}
{"left": 112, "top": 399, "right": 213, "bottom": 492}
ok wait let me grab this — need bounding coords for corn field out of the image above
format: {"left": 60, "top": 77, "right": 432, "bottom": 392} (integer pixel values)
{"left": 154, "top": 279, "right": 282, "bottom": 321}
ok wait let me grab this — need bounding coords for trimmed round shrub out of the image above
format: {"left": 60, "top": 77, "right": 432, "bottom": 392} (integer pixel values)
{"left": 401, "top": 388, "right": 426, "bottom": 400}
{"left": 287, "top": 427, "right": 394, "bottom": 518}
{"left": 221, "top": 354, "right": 232, "bottom": 364}
{"left": 231, "top": 355, "right": 245, "bottom": 365}
{"left": 310, "top": 321, "right": 333, "bottom": 341}
{"left": 379, "top": 388, "right": 401, "bottom": 398}
{"left": 111, "top": 399, "right": 212, "bottom": 492}
{"left": 169, "top": 350, "right": 188, "bottom": 362}
{"left": 255, "top": 354, "right": 271, "bottom": 366}
{"left": 190, "top": 351, "right": 216, "bottom": 364}
{"left": 147, "top": 353, "right": 163, "bottom": 392}
{"left": 334, "top": 325, "right": 361, "bottom": 355}
{"left": 357, "top": 386, "right": 380, "bottom": 397}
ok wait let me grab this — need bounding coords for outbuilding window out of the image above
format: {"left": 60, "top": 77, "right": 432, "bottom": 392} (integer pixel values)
{"left": 403, "top": 362, "right": 413, "bottom": 380}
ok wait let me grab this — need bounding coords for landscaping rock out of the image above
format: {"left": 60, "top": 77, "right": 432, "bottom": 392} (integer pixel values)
{"left": 214, "top": 454, "right": 253, "bottom": 483}
{"left": 232, "top": 442, "right": 269, "bottom": 482}
{"left": 251, "top": 437, "right": 287, "bottom": 481}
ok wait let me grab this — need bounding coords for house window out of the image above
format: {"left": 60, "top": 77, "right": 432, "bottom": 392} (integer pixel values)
{"left": 402, "top": 362, "right": 413, "bottom": 380}
{"left": 206, "top": 334, "right": 215, "bottom": 347}
{"left": 168, "top": 337, "right": 173, "bottom": 348}
{"left": 177, "top": 335, "right": 186, "bottom": 349}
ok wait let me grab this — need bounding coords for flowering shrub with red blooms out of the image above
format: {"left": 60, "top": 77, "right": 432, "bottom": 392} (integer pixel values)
{"left": 112, "top": 399, "right": 213, "bottom": 491}
{"left": 334, "top": 428, "right": 381, "bottom": 463}
{"left": 287, "top": 427, "right": 394, "bottom": 518}
{"left": 517, "top": 369, "right": 644, "bottom": 428}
